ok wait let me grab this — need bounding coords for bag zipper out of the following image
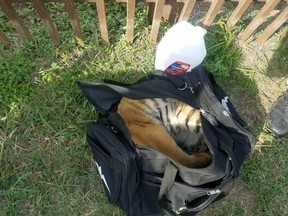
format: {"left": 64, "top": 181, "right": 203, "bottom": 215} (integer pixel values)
{"left": 106, "top": 123, "right": 137, "bottom": 154}
{"left": 176, "top": 188, "right": 221, "bottom": 214}
{"left": 183, "top": 78, "right": 255, "bottom": 149}
{"left": 92, "top": 124, "right": 139, "bottom": 213}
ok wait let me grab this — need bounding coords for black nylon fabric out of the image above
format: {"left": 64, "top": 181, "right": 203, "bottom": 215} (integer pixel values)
{"left": 78, "top": 66, "right": 242, "bottom": 123}
{"left": 78, "top": 64, "right": 256, "bottom": 216}
{"left": 78, "top": 65, "right": 254, "bottom": 168}
{"left": 78, "top": 67, "right": 200, "bottom": 115}
{"left": 87, "top": 122, "right": 141, "bottom": 216}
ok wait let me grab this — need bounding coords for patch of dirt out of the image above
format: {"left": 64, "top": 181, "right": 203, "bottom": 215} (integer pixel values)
{"left": 223, "top": 34, "right": 287, "bottom": 214}
{"left": 237, "top": 36, "right": 288, "bottom": 113}
{"left": 188, "top": 1, "right": 287, "bottom": 129}
{"left": 228, "top": 178, "right": 257, "bottom": 214}
{"left": 192, "top": 5, "right": 287, "bottom": 213}
{"left": 199, "top": 178, "right": 257, "bottom": 216}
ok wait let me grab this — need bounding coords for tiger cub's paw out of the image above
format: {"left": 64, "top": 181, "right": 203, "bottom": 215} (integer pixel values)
{"left": 189, "top": 151, "right": 213, "bottom": 168}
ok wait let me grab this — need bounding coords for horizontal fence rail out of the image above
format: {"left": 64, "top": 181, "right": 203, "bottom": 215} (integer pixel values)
{"left": 0, "top": 0, "right": 287, "bottom": 46}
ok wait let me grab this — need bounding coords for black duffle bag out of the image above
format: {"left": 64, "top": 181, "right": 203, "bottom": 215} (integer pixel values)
{"left": 78, "top": 65, "right": 255, "bottom": 216}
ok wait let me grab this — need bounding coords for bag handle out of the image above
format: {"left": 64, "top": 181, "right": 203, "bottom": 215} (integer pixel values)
{"left": 157, "top": 162, "right": 179, "bottom": 216}
{"left": 157, "top": 162, "right": 235, "bottom": 215}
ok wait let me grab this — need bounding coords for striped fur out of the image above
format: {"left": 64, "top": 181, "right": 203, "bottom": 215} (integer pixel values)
{"left": 117, "top": 97, "right": 212, "bottom": 168}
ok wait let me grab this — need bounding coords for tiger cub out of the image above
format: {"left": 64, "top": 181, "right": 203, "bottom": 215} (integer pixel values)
{"left": 117, "top": 97, "right": 212, "bottom": 168}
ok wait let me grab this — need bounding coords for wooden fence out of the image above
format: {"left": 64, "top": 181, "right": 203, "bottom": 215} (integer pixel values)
{"left": 0, "top": 0, "right": 287, "bottom": 47}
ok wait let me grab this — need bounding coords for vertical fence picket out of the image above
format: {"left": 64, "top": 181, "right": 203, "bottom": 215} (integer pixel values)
{"left": 227, "top": 0, "right": 253, "bottom": 27}
{"left": 203, "top": 0, "right": 225, "bottom": 26}
{"left": 178, "top": 0, "right": 196, "bottom": 22}
{"left": 240, "top": 0, "right": 281, "bottom": 40}
{"left": 0, "top": 30, "right": 9, "bottom": 46}
{"left": 150, "top": 0, "right": 165, "bottom": 41}
{"left": 63, "top": 0, "right": 84, "bottom": 42}
{"left": 3, "top": 0, "right": 287, "bottom": 44}
{"left": 257, "top": 6, "right": 288, "bottom": 42}
{"left": 32, "top": 0, "right": 61, "bottom": 46}
{"left": 283, "top": 29, "right": 288, "bottom": 40}
{"left": 0, "top": 0, "right": 32, "bottom": 40}
{"left": 94, "top": 0, "right": 109, "bottom": 43}
{"left": 126, "top": 0, "right": 136, "bottom": 42}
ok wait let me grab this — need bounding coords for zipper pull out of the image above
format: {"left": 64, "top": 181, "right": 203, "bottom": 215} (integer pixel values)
{"left": 207, "top": 189, "right": 221, "bottom": 196}
{"left": 107, "top": 124, "right": 118, "bottom": 134}
{"left": 199, "top": 108, "right": 206, "bottom": 115}
{"left": 176, "top": 206, "right": 187, "bottom": 214}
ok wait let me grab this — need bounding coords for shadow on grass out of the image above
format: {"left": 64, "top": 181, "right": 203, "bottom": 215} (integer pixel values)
{"left": 0, "top": 2, "right": 152, "bottom": 214}
{"left": 197, "top": 23, "right": 266, "bottom": 216}
{"left": 205, "top": 34, "right": 288, "bottom": 216}
{"left": 266, "top": 36, "right": 288, "bottom": 78}
{"left": 243, "top": 35, "right": 288, "bottom": 216}
{"left": 0, "top": 28, "right": 155, "bottom": 215}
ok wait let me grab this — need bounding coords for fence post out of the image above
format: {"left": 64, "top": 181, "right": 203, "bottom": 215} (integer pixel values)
{"left": 0, "top": 0, "right": 33, "bottom": 41}
{"left": 257, "top": 6, "right": 288, "bottom": 42}
{"left": 178, "top": 0, "right": 196, "bottom": 22}
{"left": 150, "top": 0, "right": 165, "bottom": 41}
{"left": 203, "top": 0, "right": 225, "bottom": 26}
{"left": 126, "top": 0, "right": 136, "bottom": 42}
{"left": 63, "top": 0, "right": 84, "bottom": 43}
{"left": 227, "top": 0, "right": 253, "bottom": 28}
{"left": 94, "top": 0, "right": 109, "bottom": 43}
{"left": 240, "top": 0, "right": 281, "bottom": 41}
{"left": 32, "top": 0, "right": 61, "bottom": 46}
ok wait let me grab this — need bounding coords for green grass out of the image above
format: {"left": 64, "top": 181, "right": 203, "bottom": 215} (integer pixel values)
{"left": 1, "top": 2, "right": 287, "bottom": 216}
